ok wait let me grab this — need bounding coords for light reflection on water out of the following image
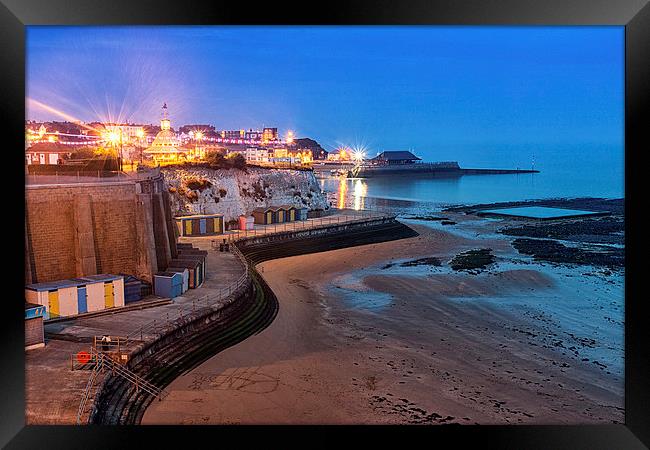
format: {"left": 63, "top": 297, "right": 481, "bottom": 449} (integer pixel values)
{"left": 319, "top": 167, "right": 623, "bottom": 213}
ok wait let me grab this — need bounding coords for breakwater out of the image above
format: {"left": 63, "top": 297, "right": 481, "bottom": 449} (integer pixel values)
{"left": 352, "top": 163, "right": 538, "bottom": 178}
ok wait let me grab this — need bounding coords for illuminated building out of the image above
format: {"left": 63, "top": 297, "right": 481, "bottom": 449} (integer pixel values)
{"left": 327, "top": 147, "right": 351, "bottom": 161}
{"left": 273, "top": 147, "right": 288, "bottom": 158}
{"left": 104, "top": 124, "right": 145, "bottom": 145}
{"left": 370, "top": 150, "right": 421, "bottom": 165}
{"left": 142, "top": 103, "right": 187, "bottom": 164}
{"left": 25, "top": 144, "right": 71, "bottom": 165}
{"left": 262, "top": 127, "right": 278, "bottom": 143}
{"left": 245, "top": 129, "right": 264, "bottom": 140}
{"left": 243, "top": 147, "right": 270, "bottom": 164}
{"left": 221, "top": 130, "right": 246, "bottom": 139}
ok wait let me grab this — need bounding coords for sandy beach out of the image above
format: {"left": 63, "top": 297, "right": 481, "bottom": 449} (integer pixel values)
{"left": 143, "top": 214, "right": 624, "bottom": 425}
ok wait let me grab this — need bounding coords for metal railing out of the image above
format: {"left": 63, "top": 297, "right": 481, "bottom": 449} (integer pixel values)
{"left": 124, "top": 249, "right": 251, "bottom": 346}
{"left": 76, "top": 347, "right": 168, "bottom": 425}
{"left": 26, "top": 166, "right": 162, "bottom": 186}
{"left": 76, "top": 356, "right": 103, "bottom": 424}
{"left": 219, "top": 210, "right": 394, "bottom": 243}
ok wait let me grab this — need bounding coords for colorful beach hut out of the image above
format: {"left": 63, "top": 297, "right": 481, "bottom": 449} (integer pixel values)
{"left": 284, "top": 205, "right": 298, "bottom": 222}
{"left": 25, "top": 274, "right": 124, "bottom": 319}
{"left": 252, "top": 206, "right": 274, "bottom": 225}
{"left": 165, "top": 267, "right": 189, "bottom": 293}
{"left": 176, "top": 253, "right": 206, "bottom": 286}
{"left": 78, "top": 274, "right": 125, "bottom": 311}
{"left": 175, "top": 214, "right": 225, "bottom": 237}
{"left": 25, "top": 303, "right": 46, "bottom": 350}
{"left": 153, "top": 272, "right": 183, "bottom": 298}
{"left": 239, "top": 215, "right": 254, "bottom": 230}
{"left": 120, "top": 274, "right": 151, "bottom": 304}
{"left": 167, "top": 258, "right": 203, "bottom": 289}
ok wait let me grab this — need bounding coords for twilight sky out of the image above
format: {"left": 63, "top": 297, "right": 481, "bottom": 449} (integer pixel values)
{"left": 26, "top": 26, "right": 623, "bottom": 166}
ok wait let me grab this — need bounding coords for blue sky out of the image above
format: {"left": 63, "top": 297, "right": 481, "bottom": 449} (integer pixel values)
{"left": 26, "top": 26, "right": 623, "bottom": 166}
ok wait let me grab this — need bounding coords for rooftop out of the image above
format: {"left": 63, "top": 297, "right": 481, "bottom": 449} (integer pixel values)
{"left": 373, "top": 151, "right": 421, "bottom": 161}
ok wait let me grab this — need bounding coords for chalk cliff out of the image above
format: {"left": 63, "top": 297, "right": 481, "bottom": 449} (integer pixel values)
{"left": 161, "top": 166, "right": 329, "bottom": 222}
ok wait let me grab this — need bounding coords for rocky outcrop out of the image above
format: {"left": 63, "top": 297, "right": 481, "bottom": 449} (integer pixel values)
{"left": 161, "top": 166, "right": 329, "bottom": 220}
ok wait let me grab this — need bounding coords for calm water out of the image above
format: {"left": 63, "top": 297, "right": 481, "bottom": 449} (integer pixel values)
{"left": 319, "top": 149, "right": 624, "bottom": 210}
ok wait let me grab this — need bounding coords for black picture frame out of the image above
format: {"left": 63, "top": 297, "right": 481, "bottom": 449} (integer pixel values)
{"left": 1, "top": 1, "right": 648, "bottom": 448}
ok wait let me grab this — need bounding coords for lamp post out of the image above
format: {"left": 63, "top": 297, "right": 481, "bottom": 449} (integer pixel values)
{"left": 119, "top": 129, "right": 123, "bottom": 172}
{"left": 195, "top": 131, "right": 204, "bottom": 160}
{"left": 136, "top": 128, "right": 145, "bottom": 167}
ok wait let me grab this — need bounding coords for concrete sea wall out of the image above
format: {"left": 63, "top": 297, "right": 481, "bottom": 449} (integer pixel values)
{"left": 25, "top": 175, "right": 177, "bottom": 285}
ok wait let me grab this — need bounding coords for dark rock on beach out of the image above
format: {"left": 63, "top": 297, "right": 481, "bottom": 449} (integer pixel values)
{"left": 499, "top": 216, "right": 624, "bottom": 245}
{"left": 400, "top": 257, "right": 442, "bottom": 267}
{"left": 381, "top": 257, "right": 442, "bottom": 269}
{"left": 511, "top": 238, "right": 624, "bottom": 268}
{"left": 450, "top": 249, "right": 496, "bottom": 271}
{"left": 407, "top": 216, "right": 449, "bottom": 221}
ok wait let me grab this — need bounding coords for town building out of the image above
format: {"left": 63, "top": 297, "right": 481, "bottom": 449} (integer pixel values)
{"left": 262, "top": 127, "right": 278, "bottom": 143}
{"left": 220, "top": 129, "right": 246, "bottom": 139}
{"left": 142, "top": 103, "right": 188, "bottom": 164}
{"left": 273, "top": 147, "right": 288, "bottom": 158}
{"left": 104, "top": 124, "right": 146, "bottom": 146}
{"left": 245, "top": 129, "right": 264, "bottom": 140}
{"left": 243, "top": 147, "right": 270, "bottom": 164}
{"left": 370, "top": 150, "right": 421, "bottom": 165}
{"left": 25, "top": 143, "right": 72, "bottom": 165}
{"left": 327, "top": 147, "right": 352, "bottom": 161}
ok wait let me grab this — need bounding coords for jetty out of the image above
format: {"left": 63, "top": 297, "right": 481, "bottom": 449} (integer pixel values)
{"left": 314, "top": 151, "right": 539, "bottom": 178}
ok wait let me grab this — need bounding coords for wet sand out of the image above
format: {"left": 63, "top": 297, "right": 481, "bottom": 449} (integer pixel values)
{"left": 143, "top": 218, "right": 624, "bottom": 425}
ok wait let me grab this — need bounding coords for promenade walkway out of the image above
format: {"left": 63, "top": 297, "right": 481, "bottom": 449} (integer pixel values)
{"left": 25, "top": 207, "right": 387, "bottom": 424}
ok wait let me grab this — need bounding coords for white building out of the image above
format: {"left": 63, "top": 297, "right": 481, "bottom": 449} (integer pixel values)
{"left": 244, "top": 147, "right": 270, "bottom": 164}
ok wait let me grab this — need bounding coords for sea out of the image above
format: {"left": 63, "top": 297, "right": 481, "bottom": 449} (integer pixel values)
{"left": 319, "top": 147, "right": 624, "bottom": 212}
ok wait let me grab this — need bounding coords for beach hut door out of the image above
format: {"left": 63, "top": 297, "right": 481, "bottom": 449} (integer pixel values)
{"left": 104, "top": 282, "right": 115, "bottom": 308}
{"left": 266, "top": 211, "right": 272, "bottom": 223}
{"left": 290, "top": 209, "right": 295, "bottom": 221}
{"left": 77, "top": 286, "right": 88, "bottom": 314}
{"left": 48, "top": 290, "right": 59, "bottom": 318}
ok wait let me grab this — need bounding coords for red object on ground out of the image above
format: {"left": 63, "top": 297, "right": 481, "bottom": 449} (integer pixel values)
{"left": 77, "top": 351, "right": 91, "bottom": 364}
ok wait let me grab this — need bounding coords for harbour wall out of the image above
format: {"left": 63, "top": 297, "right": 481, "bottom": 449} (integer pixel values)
{"left": 353, "top": 164, "right": 538, "bottom": 178}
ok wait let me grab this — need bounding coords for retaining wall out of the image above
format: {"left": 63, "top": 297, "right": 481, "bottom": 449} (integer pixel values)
{"left": 25, "top": 174, "right": 177, "bottom": 284}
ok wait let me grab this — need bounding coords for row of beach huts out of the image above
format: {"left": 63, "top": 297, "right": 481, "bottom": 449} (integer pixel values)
{"left": 25, "top": 204, "right": 313, "bottom": 349}
{"left": 175, "top": 205, "right": 309, "bottom": 237}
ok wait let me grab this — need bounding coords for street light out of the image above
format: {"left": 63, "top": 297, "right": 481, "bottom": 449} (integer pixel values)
{"left": 353, "top": 150, "right": 365, "bottom": 163}
{"left": 136, "top": 128, "right": 145, "bottom": 166}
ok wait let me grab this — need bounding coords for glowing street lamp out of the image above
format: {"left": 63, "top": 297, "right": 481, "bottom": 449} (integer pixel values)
{"left": 136, "top": 128, "right": 145, "bottom": 165}
{"left": 353, "top": 150, "right": 366, "bottom": 162}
